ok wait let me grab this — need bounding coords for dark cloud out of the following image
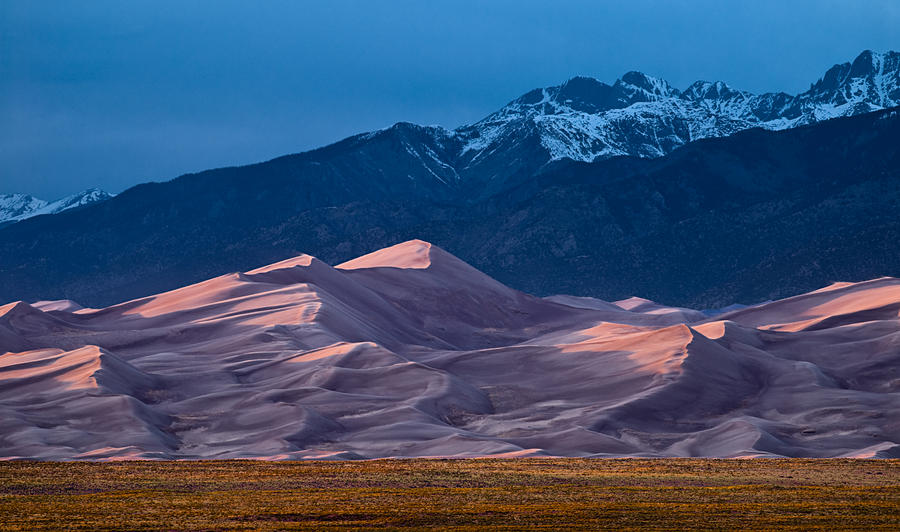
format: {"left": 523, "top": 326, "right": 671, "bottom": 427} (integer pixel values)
{"left": 2, "top": 0, "right": 898, "bottom": 197}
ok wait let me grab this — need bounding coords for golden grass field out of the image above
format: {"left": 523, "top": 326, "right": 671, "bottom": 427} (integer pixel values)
{"left": 1, "top": 459, "right": 898, "bottom": 530}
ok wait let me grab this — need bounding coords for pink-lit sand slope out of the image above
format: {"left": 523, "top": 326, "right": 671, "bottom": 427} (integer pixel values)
{"left": 1, "top": 240, "right": 898, "bottom": 460}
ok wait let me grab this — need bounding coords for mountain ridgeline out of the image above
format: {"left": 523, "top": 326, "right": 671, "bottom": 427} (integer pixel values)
{"left": 0, "top": 50, "right": 899, "bottom": 307}
{"left": 0, "top": 189, "right": 113, "bottom": 226}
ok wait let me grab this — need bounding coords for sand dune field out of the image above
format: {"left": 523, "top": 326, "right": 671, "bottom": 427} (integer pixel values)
{"left": 1, "top": 240, "right": 898, "bottom": 459}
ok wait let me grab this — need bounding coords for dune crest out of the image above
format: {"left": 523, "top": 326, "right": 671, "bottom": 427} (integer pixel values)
{"left": 1, "top": 240, "right": 898, "bottom": 460}
{"left": 337, "top": 239, "right": 435, "bottom": 270}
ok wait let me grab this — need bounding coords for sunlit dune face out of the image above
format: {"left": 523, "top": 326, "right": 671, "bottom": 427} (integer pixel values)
{"left": 573, "top": 322, "right": 651, "bottom": 338}
{"left": 190, "top": 288, "right": 324, "bottom": 327}
{"left": 3, "top": 241, "right": 900, "bottom": 460}
{"left": 118, "top": 277, "right": 325, "bottom": 323}
{"left": 558, "top": 323, "right": 691, "bottom": 376}
{"left": 119, "top": 275, "right": 249, "bottom": 318}
{"left": 238, "top": 301, "right": 323, "bottom": 327}
{"left": 545, "top": 321, "right": 650, "bottom": 345}
{"left": 723, "top": 278, "right": 900, "bottom": 331}
{"left": 694, "top": 321, "right": 726, "bottom": 339}
{"left": 758, "top": 282, "right": 900, "bottom": 332}
{"left": 0, "top": 348, "right": 65, "bottom": 375}
{"left": 613, "top": 297, "right": 653, "bottom": 311}
{"left": 802, "top": 283, "right": 900, "bottom": 317}
{"left": 0, "top": 347, "right": 104, "bottom": 391}
{"left": 288, "top": 342, "right": 361, "bottom": 363}
{"left": 245, "top": 255, "right": 315, "bottom": 274}
{"left": 811, "top": 281, "right": 855, "bottom": 293}
{"left": 338, "top": 240, "right": 433, "bottom": 270}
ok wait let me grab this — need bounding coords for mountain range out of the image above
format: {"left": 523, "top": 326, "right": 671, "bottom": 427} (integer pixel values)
{"left": 0, "top": 49, "right": 898, "bottom": 308}
{"left": 0, "top": 189, "right": 113, "bottom": 226}
{"left": 333, "top": 48, "right": 899, "bottom": 199}
{"left": 2, "top": 241, "right": 898, "bottom": 459}
{"left": 465, "top": 49, "right": 899, "bottom": 161}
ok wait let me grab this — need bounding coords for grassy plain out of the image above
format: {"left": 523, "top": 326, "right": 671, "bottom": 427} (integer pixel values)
{"left": 1, "top": 459, "right": 898, "bottom": 530}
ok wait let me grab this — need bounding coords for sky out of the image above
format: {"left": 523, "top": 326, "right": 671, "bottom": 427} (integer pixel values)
{"left": 2, "top": 0, "right": 899, "bottom": 198}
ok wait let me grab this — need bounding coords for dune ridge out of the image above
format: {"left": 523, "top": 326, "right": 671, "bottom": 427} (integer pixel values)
{"left": 1, "top": 241, "right": 898, "bottom": 460}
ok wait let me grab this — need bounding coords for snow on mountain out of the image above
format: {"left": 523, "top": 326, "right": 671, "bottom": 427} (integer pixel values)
{"left": 457, "top": 50, "right": 900, "bottom": 165}
{"left": 0, "top": 194, "right": 48, "bottom": 223}
{"left": 0, "top": 50, "right": 895, "bottom": 226}
{"left": 0, "top": 188, "right": 114, "bottom": 225}
{"left": 318, "top": 51, "right": 899, "bottom": 212}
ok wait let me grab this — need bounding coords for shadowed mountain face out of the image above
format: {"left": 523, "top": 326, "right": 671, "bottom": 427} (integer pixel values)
{"left": 1, "top": 106, "right": 899, "bottom": 309}
{"left": 1, "top": 241, "right": 898, "bottom": 460}
{"left": 0, "top": 50, "right": 899, "bottom": 308}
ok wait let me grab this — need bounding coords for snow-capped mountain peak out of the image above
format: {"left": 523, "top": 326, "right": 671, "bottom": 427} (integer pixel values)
{"left": 458, "top": 50, "right": 900, "bottom": 168}
{"left": 615, "top": 71, "right": 679, "bottom": 101}
{"left": 804, "top": 50, "right": 900, "bottom": 109}
{"left": 682, "top": 80, "right": 743, "bottom": 101}
{"left": 3, "top": 51, "right": 896, "bottom": 220}
{"left": 0, "top": 194, "right": 48, "bottom": 223}
{"left": 0, "top": 188, "right": 114, "bottom": 225}
{"left": 499, "top": 72, "right": 680, "bottom": 117}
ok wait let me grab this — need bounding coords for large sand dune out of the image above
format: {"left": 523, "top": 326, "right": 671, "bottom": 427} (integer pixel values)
{"left": 1, "top": 240, "right": 898, "bottom": 459}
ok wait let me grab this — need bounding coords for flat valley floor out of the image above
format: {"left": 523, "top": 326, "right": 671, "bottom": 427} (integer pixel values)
{"left": 0, "top": 459, "right": 898, "bottom": 530}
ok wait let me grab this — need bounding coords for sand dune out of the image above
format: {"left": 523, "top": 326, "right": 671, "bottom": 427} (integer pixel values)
{"left": 1, "top": 241, "right": 898, "bottom": 459}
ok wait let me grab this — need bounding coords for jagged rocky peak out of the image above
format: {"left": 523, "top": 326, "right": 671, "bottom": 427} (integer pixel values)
{"left": 0, "top": 188, "right": 114, "bottom": 225}
{"left": 511, "top": 73, "right": 679, "bottom": 115}
{"left": 806, "top": 50, "right": 900, "bottom": 107}
{"left": 386, "top": 121, "right": 446, "bottom": 134}
{"left": 615, "top": 71, "right": 679, "bottom": 101}
{"left": 3, "top": 50, "right": 897, "bottom": 232}
{"left": 549, "top": 76, "right": 619, "bottom": 113}
{"left": 57, "top": 188, "right": 114, "bottom": 209}
{"left": 363, "top": 121, "right": 455, "bottom": 144}
{"left": 851, "top": 50, "right": 879, "bottom": 76}
{"left": 460, "top": 49, "right": 899, "bottom": 167}
{"left": 848, "top": 49, "right": 895, "bottom": 78}
{"left": 0, "top": 194, "right": 47, "bottom": 222}
{"left": 682, "top": 80, "right": 743, "bottom": 101}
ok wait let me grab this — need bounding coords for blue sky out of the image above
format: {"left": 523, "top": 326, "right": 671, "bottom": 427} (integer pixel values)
{"left": 2, "top": 0, "right": 899, "bottom": 197}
